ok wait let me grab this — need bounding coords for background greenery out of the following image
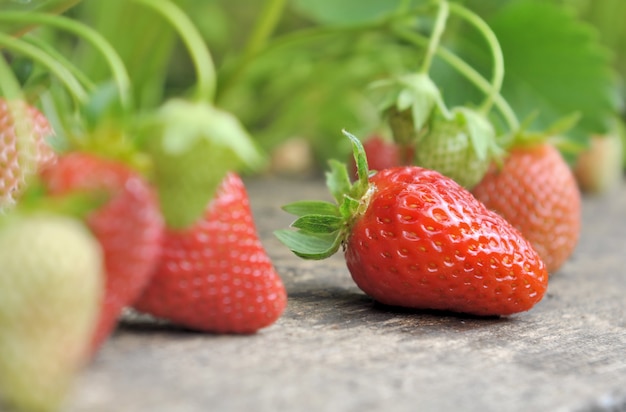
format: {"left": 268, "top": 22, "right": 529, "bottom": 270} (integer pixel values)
{"left": 3, "top": 0, "right": 625, "bottom": 171}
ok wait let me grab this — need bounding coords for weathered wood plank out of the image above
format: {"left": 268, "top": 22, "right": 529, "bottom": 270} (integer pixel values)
{"left": 69, "top": 177, "right": 626, "bottom": 412}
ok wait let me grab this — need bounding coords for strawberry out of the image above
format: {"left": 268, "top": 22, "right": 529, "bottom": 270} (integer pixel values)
{"left": 413, "top": 107, "right": 500, "bottom": 190}
{"left": 349, "top": 135, "right": 414, "bottom": 179}
{"left": 40, "top": 152, "right": 164, "bottom": 350}
{"left": 0, "top": 99, "right": 56, "bottom": 210}
{"left": 472, "top": 142, "right": 581, "bottom": 274}
{"left": 573, "top": 132, "right": 623, "bottom": 194}
{"left": 276, "top": 131, "right": 548, "bottom": 316}
{"left": 134, "top": 172, "right": 287, "bottom": 334}
{"left": 0, "top": 214, "right": 103, "bottom": 412}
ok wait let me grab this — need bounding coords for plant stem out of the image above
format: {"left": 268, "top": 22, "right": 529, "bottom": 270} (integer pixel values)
{"left": 447, "top": 2, "right": 504, "bottom": 115}
{"left": 0, "top": 32, "right": 88, "bottom": 104}
{"left": 244, "top": 0, "right": 287, "bottom": 59}
{"left": 0, "top": 12, "right": 132, "bottom": 110}
{"left": 23, "top": 35, "right": 96, "bottom": 91}
{"left": 0, "top": 53, "right": 24, "bottom": 101}
{"left": 218, "top": 0, "right": 286, "bottom": 100}
{"left": 130, "top": 0, "right": 217, "bottom": 103}
{"left": 420, "top": 0, "right": 449, "bottom": 74}
{"left": 393, "top": 27, "right": 519, "bottom": 131}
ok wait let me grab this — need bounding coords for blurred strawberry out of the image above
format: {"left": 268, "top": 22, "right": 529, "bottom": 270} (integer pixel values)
{"left": 0, "top": 213, "right": 103, "bottom": 412}
{"left": 0, "top": 99, "right": 56, "bottom": 210}
{"left": 574, "top": 132, "right": 623, "bottom": 194}
{"left": 40, "top": 152, "right": 164, "bottom": 350}
{"left": 134, "top": 173, "right": 287, "bottom": 333}
{"left": 472, "top": 142, "right": 581, "bottom": 273}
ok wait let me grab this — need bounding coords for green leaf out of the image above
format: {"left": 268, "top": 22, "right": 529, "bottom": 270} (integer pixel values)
{"left": 326, "top": 159, "right": 351, "bottom": 204}
{"left": 274, "top": 230, "right": 342, "bottom": 260}
{"left": 339, "top": 195, "right": 361, "bottom": 219}
{"left": 292, "top": 214, "right": 343, "bottom": 233}
{"left": 343, "top": 129, "right": 370, "bottom": 188}
{"left": 282, "top": 200, "right": 340, "bottom": 217}
{"left": 488, "top": 1, "right": 620, "bottom": 137}
{"left": 431, "top": 1, "right": 620, "bottom": 141}
{"left": 453, "top": 107, "right": 495, "bottom": 161}
{"left": 276, "top": 131, "right": 374, "bottom": 261}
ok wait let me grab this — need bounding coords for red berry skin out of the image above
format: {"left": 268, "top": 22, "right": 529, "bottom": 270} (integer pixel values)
{"left": 472, "top": 144, "right": 581, "bottom": 274}
{"left": 40, "top": 152, "right": 164, "bottom": 350}
{"left": 0, "top": 99, "right": 56, "bottom": 207}
{"left": 134, "top": 173, "right": 287, "bottom": 334}
{"left": 345, "top": 166, "right": 548, "bottom": 316}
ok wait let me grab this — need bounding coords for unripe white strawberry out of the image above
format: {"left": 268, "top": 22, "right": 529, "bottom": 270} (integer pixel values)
{"left": 0, "top": 214, "right": 104, "bottom": 412}
{"left": 0, "top": 99, "right": 56, "bottom": 211}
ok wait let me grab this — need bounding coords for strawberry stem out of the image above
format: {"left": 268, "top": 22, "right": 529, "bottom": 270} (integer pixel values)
{"left": 0, "top": 12, "right": 133, "bottom": 111}
{"left": 0, "top": 32, "right": 88, "bottom": 104}
{"left": 218, "top": 0, "right": 287, "bottom": 99}
{"left": 392, "top": 27, "right": 520, "bottom": 132}
{"left": 0, "top": 53, "right": 25, "bottom": 101}
{"left": 129, "top": 0, "right": 217, "bottom": 103}
{"left": 447, "top": 2, "right": 504, "bottom": 117}
{"left": 420, "top": 0, "right": 449, "bottom": 75}
{"left": 22, "top": 35, "right": 96, "bottom": 91}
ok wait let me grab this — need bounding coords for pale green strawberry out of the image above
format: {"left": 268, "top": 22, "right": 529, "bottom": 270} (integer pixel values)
{"left": 414, "top": 107, "right": 499, "bottom": 189}
{"left": 574, "top": 131, "right": 624, "bottom": 194}
{"left": 0, "top": 214, "right": 104, "bottom": 412}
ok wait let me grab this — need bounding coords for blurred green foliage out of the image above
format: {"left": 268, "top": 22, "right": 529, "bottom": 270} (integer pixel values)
{"left": 2, "top": 0, "right": 624, "bottom": 168}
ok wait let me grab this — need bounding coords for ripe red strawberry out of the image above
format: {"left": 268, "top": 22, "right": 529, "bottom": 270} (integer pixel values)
{"left": 134, "top": 172, "right": 287, "bottom": 334}
{"left": 40, "top": 152, "right": 164, "bottom": 349}
{"left": 472, "top": 142, "right": 581, "bottom": 274}
{"left": 276, "top": 131, "right": 548, "bottom": 316}
{"left": 349, "top": 135, "right": 414, "bottom": 179}
{"left": 0, "top": 99, "right": 56, "bottom": 209}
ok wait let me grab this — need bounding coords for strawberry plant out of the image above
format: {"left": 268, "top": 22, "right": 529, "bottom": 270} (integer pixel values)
{"left": 0, "top": 1, "right": 624, "bottom": 408}
{"left": 0, "top": 0, "right": 284, "bottom": 352}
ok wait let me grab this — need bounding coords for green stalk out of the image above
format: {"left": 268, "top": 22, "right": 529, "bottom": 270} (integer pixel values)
{"left": 393, "top": 27, "right": 519, "bottom": 132}
{"left": 0, "top": 52, "right": 24, "bottom": 101}
{"left": 420, "top": 0, "right": 449, "bottom": 74}
{"left": 23, "top": 35, "right": 96, "bottom": 92}
{"left": 244, "top": 0, "right": 287, "bottom": 59}
{"left": 218, "top": 0, "right": 287, "bottom": 100}
{"left": 0, "top": 12, "right": 132, "bottom": 110}
{"left": 448, "top": 2, "right": 504, "bottom": 116}
{"left": 130, "top": 0, "right": 217, "bottom": 103}
{"left": 0, "top": 33, "right": 88, "bottom": 104}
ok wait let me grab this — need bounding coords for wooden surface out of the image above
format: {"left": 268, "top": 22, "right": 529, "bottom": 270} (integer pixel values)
{"left": 69, "top": 177, "right": 626, "bottom": 412}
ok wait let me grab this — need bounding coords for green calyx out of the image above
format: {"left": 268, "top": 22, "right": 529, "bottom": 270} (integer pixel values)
{"left": 508, "top": 112, "right": 582, "bottom": 151}
{"left": 369, "top": 73, "right": 449, "bottom": 145}
{"left": 415, "top": 106, "right": 501, "bottom": 189}
{"left": 142, "top": 99, "right": 265, "bottom": 229}
{"left": 275, "top": 130, "right": 374, "bottom": 260}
